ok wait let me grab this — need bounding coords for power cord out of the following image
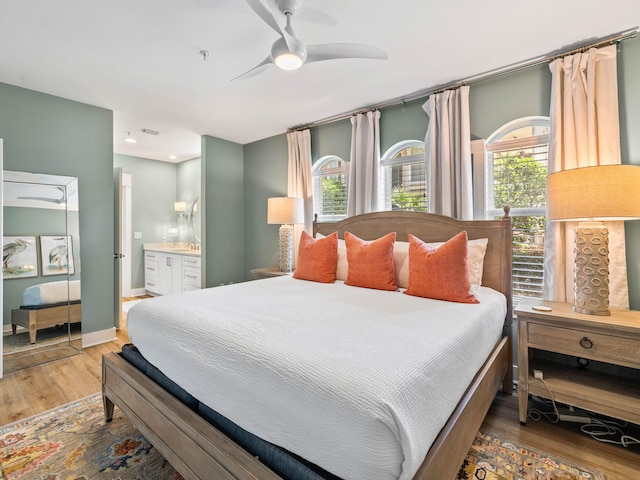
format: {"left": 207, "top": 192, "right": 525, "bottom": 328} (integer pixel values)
{"left": 580, "top": 419, "right": 640, "bottom": 448}
{"left": 527, "top": 372, "right": 640, "bottom": 448}
{"left": 527, "top": 377, "right": 559, "bottom": 423}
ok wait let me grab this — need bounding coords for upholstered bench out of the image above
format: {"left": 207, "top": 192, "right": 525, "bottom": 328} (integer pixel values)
{"left": 11, "top": 280, "right": 81, "bottom": 344}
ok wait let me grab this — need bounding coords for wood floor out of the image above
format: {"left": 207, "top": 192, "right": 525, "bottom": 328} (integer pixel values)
{"left": 1, "top": 321, "right": 639, "bottom": 479}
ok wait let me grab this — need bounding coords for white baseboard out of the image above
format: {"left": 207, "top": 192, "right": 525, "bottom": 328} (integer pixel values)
{"left": 129, "top": 287, "right": 146, "bottom": 297}
{"left": 82, "top": 327, "right": 117, "bottom": 348}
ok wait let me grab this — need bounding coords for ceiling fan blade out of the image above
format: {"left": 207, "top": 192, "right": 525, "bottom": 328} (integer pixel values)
{"left": 232, "top": 57, "right": 273, "bottom": 81}
{"left": 17, "top": 196, "right": 63, "bottom": 204}
{"left": 245, "top": 0, "right": 296, "bottom": 52}
{"left": 306, "top": 43, "right": 388, "bottom": 64}
{"left": 244, "top": 0, "right": 283, "bottom": 36}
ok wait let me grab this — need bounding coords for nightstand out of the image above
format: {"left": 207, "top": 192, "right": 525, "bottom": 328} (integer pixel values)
{"left": 250, "top": 267, "right": 291, "bottom": 280}
{"left": 515, "top": 299, "right": 640, "bottom": 425}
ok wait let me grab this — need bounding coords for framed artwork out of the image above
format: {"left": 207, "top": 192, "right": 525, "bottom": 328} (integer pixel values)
{"left": 40, "top": 235, "right": 75, "bottom": 276}
{"left": 3, "top": 236, "right": 39, "bottom": 279}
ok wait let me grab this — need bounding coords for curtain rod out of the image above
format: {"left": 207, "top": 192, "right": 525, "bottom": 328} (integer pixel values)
{"left": 288, "top": 27, "right": 638, "bottom": 132}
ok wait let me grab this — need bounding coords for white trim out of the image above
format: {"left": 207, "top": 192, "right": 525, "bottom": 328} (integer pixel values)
{"left": 122, "top": 173, "right": 133, "bottom": 297}
{"left": 485, "top": 116, "right": 550, "bottom": 144}
{"left": 82, "top": 327, "right": 117, "bottom": 348}
{"left": 3, "top": 324, "right": 25, "bottom": 335}
{"left": 129, "top": 287, "right": 146, "bottom": 297}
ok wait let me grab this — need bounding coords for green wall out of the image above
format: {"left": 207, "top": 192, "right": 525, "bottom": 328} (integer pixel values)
{"left": 0, "top": 82, "right": 113, "bottom": 335}
{"left": 242, "top": 36, "right": 640, "bottom": 309}
{"left": 202, "top": 135, "right": 245, "bottom": 286}
{"left": 618, "top": 37, "right": 640, "bottom": 309}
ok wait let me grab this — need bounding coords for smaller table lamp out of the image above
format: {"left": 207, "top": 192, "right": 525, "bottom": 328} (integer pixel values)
{"left": 547, "top": 165, "right": 640, "bottom": 315}
{"left": 267, "top": 197, "right": 304, "bottom": 272}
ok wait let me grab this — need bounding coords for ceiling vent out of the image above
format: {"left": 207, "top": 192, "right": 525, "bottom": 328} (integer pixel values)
{"left": 141, "top": 128, "right": 160, "bottom": 136}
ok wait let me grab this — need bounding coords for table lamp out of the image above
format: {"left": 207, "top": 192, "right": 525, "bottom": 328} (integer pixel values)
{"left": 267, "top": 197, "right": 304, "bottom": 272}
{"left": 547, "top": 165, "right": 640, "bottom": 315}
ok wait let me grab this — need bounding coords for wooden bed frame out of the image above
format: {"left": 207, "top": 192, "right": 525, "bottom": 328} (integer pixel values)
{"left": 102, "top": 210, "right": 513, "bottom": 480}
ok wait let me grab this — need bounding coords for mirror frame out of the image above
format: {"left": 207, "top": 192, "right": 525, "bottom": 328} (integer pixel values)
{"left": 3, "top": 170, "right": 81, "bottom": 373}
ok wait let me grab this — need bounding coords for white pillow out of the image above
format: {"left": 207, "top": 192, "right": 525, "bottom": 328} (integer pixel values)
{"left": 317, "top": 232, "right": 488, "bottom": 286}
{"left": 394, "top": 237, "right": 488, "bottom": 288}
{"left": 316, "top": 233, "right": 348, "bottom": 280}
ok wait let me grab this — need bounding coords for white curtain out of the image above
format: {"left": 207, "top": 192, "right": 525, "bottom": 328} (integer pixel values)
{"left": 422, "top": 85, "right": 473, "bottom": 220}
{"left": 543, "top": 45, "right": 629, "bottom": 308}
{"left": 347, "top": 110, "right": 381, "bottom": 216}
{"left": 287, "top": 129, "right": 313, "bottom": 266}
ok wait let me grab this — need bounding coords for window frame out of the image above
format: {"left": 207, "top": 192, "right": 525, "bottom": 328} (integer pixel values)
{"left": 481, "top": 116, "right": 550, "bottom": 304}
{"left": 380, "top": 139, "right": 427, "bottom": 212}
{"left": 312, "top": 154, "right": 349, "bottom": 222}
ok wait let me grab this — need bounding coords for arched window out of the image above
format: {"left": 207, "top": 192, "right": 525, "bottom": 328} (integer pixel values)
{"left": 380, "top": 140, "right": 427, "bottom": 211}
{"left": 312, "top": 155, "right": 348, "bottom": 221}
{"left": 485, "top": 116, "right": 549, "bottom": 302}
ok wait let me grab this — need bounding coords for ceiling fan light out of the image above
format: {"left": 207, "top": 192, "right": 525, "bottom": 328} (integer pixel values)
{"left": 275, "top": 52, "right": 303, "bottom": 70}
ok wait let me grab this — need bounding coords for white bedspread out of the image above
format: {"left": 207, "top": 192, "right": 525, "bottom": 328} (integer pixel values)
{"left": 127, "top": 276, "right": 506, "bottom": 480}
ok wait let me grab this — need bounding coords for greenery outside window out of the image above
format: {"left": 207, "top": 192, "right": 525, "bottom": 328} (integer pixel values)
{"left": 381, "top": 140, "right": 427, "bottom": 212}
{"left": 312, "top": 155, "right": 348, "bottom": 222}
{"left": 485, "top": 117, "right": 550, "bottom": 303}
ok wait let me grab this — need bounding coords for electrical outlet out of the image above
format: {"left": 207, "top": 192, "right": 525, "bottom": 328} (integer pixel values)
{"left": 134, "top": 231, "right": 142, "bottom": 239}
{"left": 533, "top": 369, "right": 544, "bottom": 380}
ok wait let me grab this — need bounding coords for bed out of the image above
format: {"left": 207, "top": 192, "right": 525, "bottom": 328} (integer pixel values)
{"left": 11, "top": 280, "right": 81, "bottom": 344}
{"left": 102, "top": 210, "right": 513, "bottom": 480}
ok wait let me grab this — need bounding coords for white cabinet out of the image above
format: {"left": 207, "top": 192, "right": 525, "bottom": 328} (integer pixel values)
{"left": 145, "top": 250, "right": 201, "bottom": 295}
{"left": 181, "top": 255, "right": 202, "bottom": 291}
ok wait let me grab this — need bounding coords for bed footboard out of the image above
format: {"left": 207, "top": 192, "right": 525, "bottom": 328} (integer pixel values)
{"left": 102, "top": 334, "right": 510, "bottom": 480}
{"left": 102, "top": 352, "right": 283, "bottom": 480}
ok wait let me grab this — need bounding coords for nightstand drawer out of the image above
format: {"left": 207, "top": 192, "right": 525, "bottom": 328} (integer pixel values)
{"left": 528, "top": 323, "right": 640, "bottom": 366}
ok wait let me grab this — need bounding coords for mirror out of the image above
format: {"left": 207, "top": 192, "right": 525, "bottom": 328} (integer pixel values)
{"left": 191, "top": 197, "right": 201, "bottom": 243}
{"left": 3, "top": 171, "right": 81, "bottom": 373}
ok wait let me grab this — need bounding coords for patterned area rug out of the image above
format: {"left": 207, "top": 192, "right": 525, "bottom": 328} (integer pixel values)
{"left": 0, "top": 394, "right": 605, "bottom": 480}
{"left": 458, "top": 431, "right": 605, "bottom": 480}
{"left": 0, "top": 393, "right": 182, "bottom": 480}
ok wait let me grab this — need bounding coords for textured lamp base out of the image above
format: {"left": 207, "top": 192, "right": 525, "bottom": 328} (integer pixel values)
{"left": 573, "top": 221, "right": 610, "bottom": 316}
{"left": 278, "top": 224, "right": 294, "bottom": 273}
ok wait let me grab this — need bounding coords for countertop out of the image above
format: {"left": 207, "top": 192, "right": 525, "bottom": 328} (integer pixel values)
{"left": 143, "top": 243, "right": 201, "bottom": 256}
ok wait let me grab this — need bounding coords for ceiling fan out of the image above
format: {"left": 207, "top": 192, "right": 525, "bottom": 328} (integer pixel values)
{"left": 235, "top": 0, "right": 388, "bottom": 80}
{"left": 17, "top": 186, "right": 67, "bottom": 204}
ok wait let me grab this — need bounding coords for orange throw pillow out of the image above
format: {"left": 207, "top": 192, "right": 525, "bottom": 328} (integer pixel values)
{"left": 344, "top": 232, "right": 397, "bottom": 291}
{"left": 293, "top": 231, "right": 338, "bottom": 283}
{"left": 404, "top": 231, "right": 479, "bottom": 303}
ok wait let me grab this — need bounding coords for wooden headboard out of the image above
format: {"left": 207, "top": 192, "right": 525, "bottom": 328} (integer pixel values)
{"left": 314, "top": 209, "right": 513, "bottom": 325}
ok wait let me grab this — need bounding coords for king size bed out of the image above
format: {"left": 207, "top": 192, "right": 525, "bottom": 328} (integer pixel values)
{"left": 102, "top": 210, "right": 513, "bottom": 480}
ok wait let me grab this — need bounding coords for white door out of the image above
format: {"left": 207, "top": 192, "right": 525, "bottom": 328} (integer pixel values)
{"left": 113, "top": 168, "right": 123, "bottom": 328}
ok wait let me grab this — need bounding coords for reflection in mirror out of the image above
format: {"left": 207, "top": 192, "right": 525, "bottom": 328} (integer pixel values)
{"left": 191, "top": 197, "right": 201, "bottom": 243}
{"left": 3, "top": 171, "right": 81, "bottom": 373}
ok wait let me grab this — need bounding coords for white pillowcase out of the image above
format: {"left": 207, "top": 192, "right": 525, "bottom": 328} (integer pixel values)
{"left": 394, "top": 238, "right": 488, "bottom": 288}
{"left": 316, "top": 233, "right": 488, "bottom": 287}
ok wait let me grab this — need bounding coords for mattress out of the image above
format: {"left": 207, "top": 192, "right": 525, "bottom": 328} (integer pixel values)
{"left": 127, "top": 276, "right": 506, "bottom": 480}
{"left": 22, "top": 279, "right": 81, "bottom": 306}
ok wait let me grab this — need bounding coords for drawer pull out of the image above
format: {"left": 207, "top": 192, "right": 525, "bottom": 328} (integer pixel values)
{"left": 580, "top": 337, "right": 593, "bottom": 349}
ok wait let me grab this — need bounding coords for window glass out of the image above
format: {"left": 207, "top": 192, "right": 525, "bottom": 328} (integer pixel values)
{"left": 486, "top": 117, "right": 549, "bottom": 303}
{"left": 381, "top": 141, "right": 427, "bottom": 212}
{"left": 312, "top": 155, "right": 348, "bottom": 221}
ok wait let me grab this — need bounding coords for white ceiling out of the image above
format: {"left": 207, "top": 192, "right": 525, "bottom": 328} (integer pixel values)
{"left": 0, "top": 0, "right": 638, "bottom": 163}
